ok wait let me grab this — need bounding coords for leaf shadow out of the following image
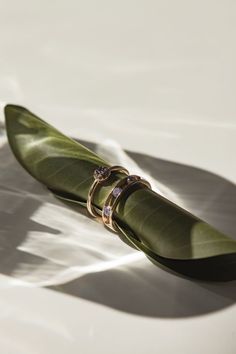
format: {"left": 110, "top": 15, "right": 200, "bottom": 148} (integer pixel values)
{"left": 0, "top": 141, "right": 235, "bottom": 318}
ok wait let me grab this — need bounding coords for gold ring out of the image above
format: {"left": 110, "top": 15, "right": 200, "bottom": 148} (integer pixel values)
{"left": 87, "top": 165, "right": 129, "bottom": 218}
{"left": 102, "top": 175, "right": 151, "bottom": 232}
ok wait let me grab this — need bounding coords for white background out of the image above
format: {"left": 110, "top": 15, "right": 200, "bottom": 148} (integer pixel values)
{"left": 0, "top": 1, "right": 235, "bottom": 353}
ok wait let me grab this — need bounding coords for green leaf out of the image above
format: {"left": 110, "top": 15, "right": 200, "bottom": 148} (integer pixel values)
{"left": 5, "top": 104, "right": 236, "bottom": 280}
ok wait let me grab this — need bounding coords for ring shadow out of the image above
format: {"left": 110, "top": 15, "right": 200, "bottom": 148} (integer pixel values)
{"left": 0, "top": 140, "right": 235, "bottom": 318}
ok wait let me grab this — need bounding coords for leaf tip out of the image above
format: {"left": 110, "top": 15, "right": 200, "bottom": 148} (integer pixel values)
{"left": 4, "top": 104, "right": 26, "bottom": 123}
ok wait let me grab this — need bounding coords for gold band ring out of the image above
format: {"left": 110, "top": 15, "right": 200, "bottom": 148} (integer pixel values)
{"left": 87, "top": 165, "right": 129, "bottom": 218}
{"left": 102, "top": 175, "right": 151, "bottom": 232}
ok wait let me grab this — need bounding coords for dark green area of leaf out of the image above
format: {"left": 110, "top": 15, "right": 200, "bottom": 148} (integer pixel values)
{"left": 5, "top": 104, "right": 236, "bottom": 280}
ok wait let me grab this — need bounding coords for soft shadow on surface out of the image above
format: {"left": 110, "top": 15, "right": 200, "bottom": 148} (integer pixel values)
{"left": 0, "top": 141, "right": 235, "bottom": 318}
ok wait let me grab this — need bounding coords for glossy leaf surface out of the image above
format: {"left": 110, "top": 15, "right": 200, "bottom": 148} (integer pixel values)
{"left": 5, "top": 104, "right": 236, "bottom": 280}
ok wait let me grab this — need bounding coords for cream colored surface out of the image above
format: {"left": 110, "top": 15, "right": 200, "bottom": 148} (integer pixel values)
{"left": 0, "top": 1, "right": 235, "bottom": 353}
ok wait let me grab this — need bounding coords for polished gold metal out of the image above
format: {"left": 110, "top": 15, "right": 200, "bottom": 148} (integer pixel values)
{"left": 102, "top": 175, "right": 151, "bottom": 232}
{"left": 87, "top": 165, "right": 129, "bottom": 218}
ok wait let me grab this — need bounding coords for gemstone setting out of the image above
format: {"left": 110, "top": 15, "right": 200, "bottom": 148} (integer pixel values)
{"left": 112, "top": 187, "right": 122, "bottom": 197}
{"left": 104, "top": 206, "right": 112, "bottom": 217}
{"left": 127, "top": 175, "right": 140, "bottom": 183}
{"left": 93, "top": 166, "right": 110, "bottom": 181}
